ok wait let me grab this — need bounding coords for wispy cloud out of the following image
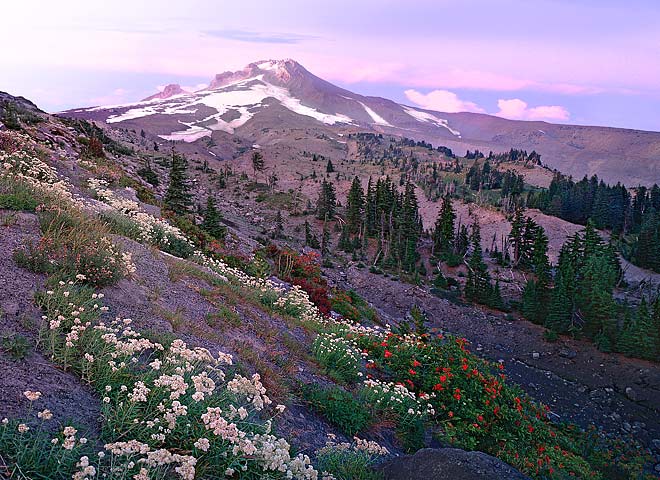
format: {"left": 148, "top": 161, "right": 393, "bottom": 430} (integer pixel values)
{"left": 203, "top": 29, "right": 316, "bottom": 44}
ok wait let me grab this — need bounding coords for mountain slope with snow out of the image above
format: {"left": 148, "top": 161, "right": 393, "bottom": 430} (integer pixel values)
{"left": 63, "top": 59, "right": 660, "bottom": 186}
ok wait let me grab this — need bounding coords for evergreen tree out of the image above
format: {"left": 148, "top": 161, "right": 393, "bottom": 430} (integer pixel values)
{"left": 251, "top": 151, "right": 265, "bottom": 181}
{"left": 464, "top": 222, "right": 493, "bottom": 305}
{"left": 304, "top": 220, "right": 320, "bottom": 248}
{"left": 577, "top": 252, "right": 618, "bottom": 349}
{"left": 164, "top": 151, "right": 192, "bottom": 214}
{"left": 399, "top": 181, "right": 421, "bottom": 272}
{"left": 274, "top": 211, "right": 284, "bottom": 238}
{"left": 321, "top": 217, "right": 331, "bottom": 257}
{"left": 509, "top": 208, "right": 525, "bottom": 266}
{"left": 137, "top": 158, "right": 159, "bottom": 187}
{"left": 316, "top": 179, "right": 337, "bottom": 220}
{"left": 201, "top": 196, "right": 225, "bottom": 240}
{"left": 455, "top": 224, "right": 470, "bottom": 257}
{"left": 365, "top": 177, "right": 376, "bottom": 235}
{"left": 433, "top": 195, "right": 456, "bottom": 255}
{"left": 346, "top": 176, "right": 364, "bottom": 235}
{"left": 338, "top": 224, "right": 353, "bottom": 252}
{"left": 326, "top": 159, "right": 335, "bottom": 173}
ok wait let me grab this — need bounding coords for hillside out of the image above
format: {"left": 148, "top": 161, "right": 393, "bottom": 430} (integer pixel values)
{"left": 2, "top": 89, "right": 660, "bottom": 480}
{"left": 62, "top": 59, "right": 660, "bottom": 186}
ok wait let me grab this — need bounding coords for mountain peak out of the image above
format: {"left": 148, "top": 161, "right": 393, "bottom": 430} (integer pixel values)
{"left": 142, "top": 84, "right": 187, "bottom": 101}
{"left": 207, "top": 59, "right": 306, "bottom": 90}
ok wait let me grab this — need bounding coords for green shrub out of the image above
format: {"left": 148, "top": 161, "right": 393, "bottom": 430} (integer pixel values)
{"left": 312, "top": 332, "right": 362, "bottom": 383}
{"left": 14, "top": 207, "right": 130, "bottom": 287}
{"left": 0, "top": 178, "right": 39, "bottom": 211}
{"left": 303, "top": 384, "right": 372, "bottom": 436}
{"left": 315, "top": 444, "right": 385, "bottom": 480}
{"left": 0, "top": 419, "right": 94, "bottom": 479}
{"left": 1, "top": 333, "right": 31, "bottom": 359}
{"left": 206, "top": 305, "right": 241, "bottom": 329}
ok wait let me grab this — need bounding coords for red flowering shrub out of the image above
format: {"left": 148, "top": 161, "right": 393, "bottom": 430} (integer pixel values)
{"left": 354, "top": 332, "right": 597, "bottom": 478}
{"left": 266, "top": 246, "right": 332, "bottom": 315}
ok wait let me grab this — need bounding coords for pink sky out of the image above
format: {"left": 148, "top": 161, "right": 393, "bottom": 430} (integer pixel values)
{"left": 1, "top": 0, "right": 659, "bottom": 129}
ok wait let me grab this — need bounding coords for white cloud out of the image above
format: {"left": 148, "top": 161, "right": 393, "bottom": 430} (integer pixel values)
{"left": 495, "top": 98, "right": 569, "bottom": 121}
{"left": 405, "top": 89, "right": 570, "bottom": 122}
{"left": 404, "top": 89, "right": 485, "bottom": 113}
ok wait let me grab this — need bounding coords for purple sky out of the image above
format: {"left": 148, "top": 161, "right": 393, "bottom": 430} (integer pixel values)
{"left": 2, "top": 0, "right": 659, "bottom": 131}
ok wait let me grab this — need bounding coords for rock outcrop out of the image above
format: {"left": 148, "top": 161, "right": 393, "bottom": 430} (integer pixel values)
{"left": 381, "top": 448, "right": 531, "bottom": 480}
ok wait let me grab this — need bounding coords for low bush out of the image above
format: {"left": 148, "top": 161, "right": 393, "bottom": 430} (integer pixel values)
{"left": 315, "top": 437, "right": 388, "bottom": 480}
{"left": 14, "top": 207, "right": 133, "bottom": 287}
{"left": 312, "top": 332, "right": 363, "bottom": 383}
{"left": 303, "top": 384, "right": 372, "bottom": 436}
{"left": 1, "top": 333, "right": 31, "bottom": 359}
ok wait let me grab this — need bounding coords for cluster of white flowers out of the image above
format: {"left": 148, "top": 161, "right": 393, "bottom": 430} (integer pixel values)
{"left": 88, "top": 178, "right": 194, "bottom": 249}
{"left": 317, "top": 434, "right": 390, "bottom": 457}
{"left": 362, "top": 379, "right": 435, "bottom": 418}
{"left": 311, "top": 332, "right": 364, "bottom": 379}
{"left": 227, "top": 373, "right": 272, "bottom": 411}
{"left": 0, "top": 150, "right": 80, "bottom": 206}
{"left": 72, "top": 455, "right": 97, "bottom": 480}
{"left": 38, "top": 279, "right": 324, "bottom": 479}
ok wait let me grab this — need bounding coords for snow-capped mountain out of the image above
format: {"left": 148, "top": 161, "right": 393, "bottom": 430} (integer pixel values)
{"left": 64, "top": 59, "right": 464, "bottom": 142}
{"left": 63, "top": 59, "right": 660, "bottom": 186}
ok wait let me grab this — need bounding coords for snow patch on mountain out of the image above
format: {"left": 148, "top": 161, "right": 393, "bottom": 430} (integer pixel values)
{"left": 359, "top": 102, "right": 392, "bottom": 127}
{"left": 402, "top": 106, "right": 461, "bottom": 137}
{"left": 94, "top": 75, "right": 353, "bottom": 141}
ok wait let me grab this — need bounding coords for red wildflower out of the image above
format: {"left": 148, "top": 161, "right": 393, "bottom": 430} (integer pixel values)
{"left": 412, "top": 359, "right": 421, "bottom": 367}
{"left": 433, "top": 384, "right": 444, "bottom": 391}
{"left": 453, "top": 388, "right": 461, "bottom": 401}
{"left": 448, "top": 411, "right": 454, "bottom": 418}
{"left": 439, "top": 375, "right": 447, "bottom": 383}
{"left": 384, "top": 350, "right": 392, "bottom": 358}
{"left": 408, "top": 369, "right": 417, "bottom": 376}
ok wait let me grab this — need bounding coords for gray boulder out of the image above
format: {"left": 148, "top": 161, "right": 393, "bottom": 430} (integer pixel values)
{"left": 381, "top": 448, "right": 531, "bottom": 480}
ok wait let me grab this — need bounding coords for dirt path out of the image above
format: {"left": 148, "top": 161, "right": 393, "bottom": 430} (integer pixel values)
{"left": 325, "top": 265, "right": 660, "bottom": 446}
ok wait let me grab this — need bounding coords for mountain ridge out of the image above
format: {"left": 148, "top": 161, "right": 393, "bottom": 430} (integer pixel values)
{"left": 62, "top": 59, "right": 660, "bottom": 186}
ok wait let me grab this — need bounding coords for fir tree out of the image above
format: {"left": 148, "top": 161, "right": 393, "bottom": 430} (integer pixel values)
{"left": 433, "top": 195, "right": 456, "bottom": 255}
{"left": 316, "top": 179, "right": 337, "bottom": 220}
{"left": 164, "top": 151, "right": 192, "bottom": 214}
{"left": 251, "top": 151, "right": 265, "bottom": 181}
{"left": 201, "top": 196, "right": 226, "bottom": 240}
{"left": 321, "top": 217, "right": 331, "bottom": 257}
{"left": 346, "top": 176, "right": 365, "bottom": 235}
{"left": 326, "top": 159, "right": 335, "bottom": 173}
{"left": 455, "top": 224, "right": 470, "bottom": 257}
{"left": 137, "top": 158, "right": 159, "bottom": 187}
{"left": 338, "top": 224, "right": 353, "bottom": 252}
{"left": 577, "top": 253, "right": 618, "bottom": 348}
{"left": 464, "top": 222, "right": 493, "bottom": 305}
{"left": 304, "top": 220, "right": 320, "bottom": 248}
